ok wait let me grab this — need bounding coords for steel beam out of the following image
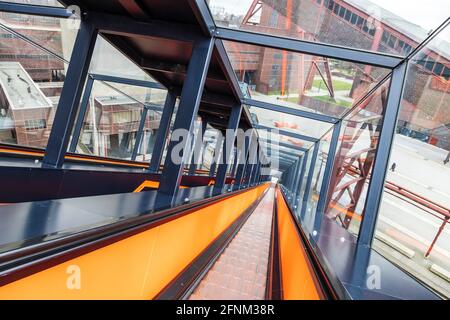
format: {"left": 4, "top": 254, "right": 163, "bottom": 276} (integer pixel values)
{"left": 188, "top": 0, "right": 216, "bottom": 36}
{"left": 300, "top": 142, "right": 320, "bottom": 220}
{"left": 215, "top": 104, "right": 243, "bottom": 189}
{"left": 295, "top": 151, "right": 309, "bottom": 212}
{"left": 259, "top": 138, "right": 309, "bottom": 152}
{"left": 69, "top": 75, "right": 94, "bottom": 153}
{"left": 91, "top": 11, "right": 203, "bottom": 42}
{"left": 131, "top": 107, "right": 149, "bottom": 161}
{"left": 209, "top": 133, "right": 224, "bottom": 176}
{"left": 254, "top": 124, "right": 318, "bottom": 142}
{"left": 245, "top": 98, "right": 337, "bottom": 123}
{"left": 0, "top": 1, "right": 72, "bottom": 18}
{"left": 188, "top": 120, "right": 208, "bottom": 175}
{"left": 158, "top": 38, "right": 214, "bottom": 197}
{"left": 42, "top": 19, "right": 98, "bottom": 168}
{"left": 358, "top": 62, "right": 409, "bottom": 246}
{"left": 214, "top": 27, "right": 402, "bottom": 69}
{"left": 89, "top": 73, "right": 166, "bottom": 90}
{"left": 148, "top": 92, "right": 177, "bottom": 172}
{"left": 234, "top": 134, "right": 251, "bottom": 187}
{"left": 314, "top": 121, "right": 342, "bottom": 233}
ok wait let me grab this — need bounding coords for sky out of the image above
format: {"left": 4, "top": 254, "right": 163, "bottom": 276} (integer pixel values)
{"left": 208, "top": 0, "right": 450, "bottom": 31}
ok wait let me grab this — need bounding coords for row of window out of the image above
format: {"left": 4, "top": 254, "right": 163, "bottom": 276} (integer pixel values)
{"left": 415, "top": 53, "right": 450, "bottom": 80}
{"left": 322, "top": 0, "right": 449, "bottom": 81}
{"left": 324, "top": 0, "right": 376, "bottom": 37}
{"left": 0, "top": 54, "right": 55, "bottom": 60}
{"left": 111, "top": 110, "right": 141, "bottom": 124}
{"left": 24, "top": 119, "right": 46, "bottom": 131}
{"left": 381, "top": 30, "right": 413, "bottom": 55}
{"left": 0, "top": 33, "right": 62, "bottom": 42}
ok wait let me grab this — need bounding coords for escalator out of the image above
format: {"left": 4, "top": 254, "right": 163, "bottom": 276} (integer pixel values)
{"left": 0, "top": 183, "right": 334, "bottom": 300}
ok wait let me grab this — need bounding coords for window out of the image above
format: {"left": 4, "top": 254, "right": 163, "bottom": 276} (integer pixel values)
{"left": 425, "top": 57, "right": 436, "bottom": 72}
{"left": 382, "top": 30, "right": 390, "bottom": 44}
{"left": 443, "top": 66, "right": 450, "bottom": 80}
{"left": 434, "top": 62, "right": 444, "bottom": 75}
{"left": 333, "top": 3, "right": 340, "bottom": 15}
{"left": 403, "top": 43, "right": 412, "bottom": 55}
{"left": 350, "top": 13, "right": 358, "bottom": 25}
{"left": 344, "top": 9, "right": 352, "bottom": 22}
{"left": 327, "top": 0, "right": 334, "bottom": 10}
{"left": 388, "top": 34, "right": 397, "bottom": 48}
{"left": 357, "top": 16, "right": 364, "bottom": 28}
{"left": 338, "top": 6, "right": 346, "bottom": 18}
{"left": 24, "top": 119, "right": 46, "bottom": 130}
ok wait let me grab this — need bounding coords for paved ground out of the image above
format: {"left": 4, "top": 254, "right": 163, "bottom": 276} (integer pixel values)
{"left": 189, "top": 187, "right": 274, "bottom": 300}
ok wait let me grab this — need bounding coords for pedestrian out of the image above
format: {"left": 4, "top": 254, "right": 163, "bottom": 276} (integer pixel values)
{"left": 444, "top": 152, "right": 450, "bottom": 165}
{"left": 390, "top": 162, "right": 397, "bottom": 172}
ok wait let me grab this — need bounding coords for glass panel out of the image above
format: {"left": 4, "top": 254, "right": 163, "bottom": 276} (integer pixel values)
{"left": 0, "top": 11, "right": 77, "bottom": 58}
{"left": 89, "top": 37, "right": 155, "bottom": 82}
{"left": 225, "top": 40, "right": 390, "bottom": 118}
{"left": 302, "top": 130, "right": 333, "bottom": 232}
{"left": 73, "top": 81, "right": 145, "bottom": 160}
{"left": 257, "top": 127, "right": 314, "bottom": 149}
{"left": 374, "top": 25, "right": 450, "bottom": 297}
{"left": 209, "top": 0, "right": 448, "bottom": 56}
{"left": 325, "top": 78, "right": 390, "bottom": 236}
{"left": 249, "top": 104, "right": 333, "bottom": 138}
{"left": 0, "top": 11, "right": 75, "bottom": 149}
{"left": 199, "top": 125, "right": 219, "bottom": 171}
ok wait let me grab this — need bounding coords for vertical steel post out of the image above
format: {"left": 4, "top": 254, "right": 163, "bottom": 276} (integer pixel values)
{"left": 158, "top": 38, "right": 214, "bottom": 197}
{"left": 68, "top": 75, "right": 94, "bottom": 153}
{"left": 215, "top": 104, "right": 243, "bottom": 189}
{"left": 235, "top": 134, "right": 251, "bottom": 188}
{"left": 148, "top": 91, "right": 177, "bottom": 172}
{"left": 209, "top": 133, "right": 224, "bottom": 176}
{"left": 358, "top": 62, "right": 408, "bottom": 246}
{"left": 295, "top": 150, "right": 309, "bottom": 213}
{"left": 131, "top": 106, "right": 149, "bottom": 161}
{"left": 189, "top": 120, "right": 208, "bottom": 175}
{"left": 43, "top": 20, "right": 98, "bottom": 168}
{"left": 300, "top": 142, "right": 320, "bottom": 220}
{"left": 314, "top": 121, "right": 342, "bottom": 233}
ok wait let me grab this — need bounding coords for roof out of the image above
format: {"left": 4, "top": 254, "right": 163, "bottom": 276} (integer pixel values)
{"left": 0, "top": 62, "right": 52, "bottom": 110}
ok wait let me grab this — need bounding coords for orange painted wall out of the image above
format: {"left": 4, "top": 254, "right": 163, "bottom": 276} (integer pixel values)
{"left": 276, "top": 188, "right": 321, "bottom": 300}
{"left": 0, "top": 183, "right": 269, "bottom": 299}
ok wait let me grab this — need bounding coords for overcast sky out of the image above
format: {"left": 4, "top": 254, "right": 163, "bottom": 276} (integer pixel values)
{"left": 208, "top": 0, "right": 449, "bottom": 31}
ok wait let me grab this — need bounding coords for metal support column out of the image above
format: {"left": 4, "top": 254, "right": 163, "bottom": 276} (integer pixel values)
{"left": 215, "top": 104, "right": 243, "bottom": 189}
{"left": 300, "top": 142, "right": 320, "bottom": 220}
{"left": 235, "top": 134, "right": 251, "bottom": 188}
{"left": 68, "top": 75, "right": 94, "bottom": 153}
{"left": 294, "top": 151, "right": 309, "bottom": 213}
{"left": 189, "top": 120, "right": 208, "bottom": 175}
{"left": 243, "top": 134, "right": 257, "bottom": 187}
{"left": 131, "top": 107, "right": 149, "bottom": 161}
{"left": 358, "top": 62, "right": 408, "bottom": 246}
{"left": 148, "top": 91, "right": 177, "bottom": 172}
{"left": 209, "top": 133, "right": 224, "bottom": 176}
{"left": 314, "top": 121, "right": 342, "bottom": 232}
{"left": 42, "top": 20, "right": 98, "bottom": 168}
{"left": 158, "top": 38, "right": 214, "bottom": 197}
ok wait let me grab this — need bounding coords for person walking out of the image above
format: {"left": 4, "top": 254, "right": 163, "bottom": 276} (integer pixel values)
{"left": 444, "top": 151, "right": 450, "bottom": 165}
{"left": 390, "top": 162, "right": 397, "bottom": 172}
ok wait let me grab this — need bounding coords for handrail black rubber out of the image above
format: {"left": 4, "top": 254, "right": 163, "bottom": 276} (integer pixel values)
{"left": 266, "top": 188, "right": 282, "bottom": 299}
